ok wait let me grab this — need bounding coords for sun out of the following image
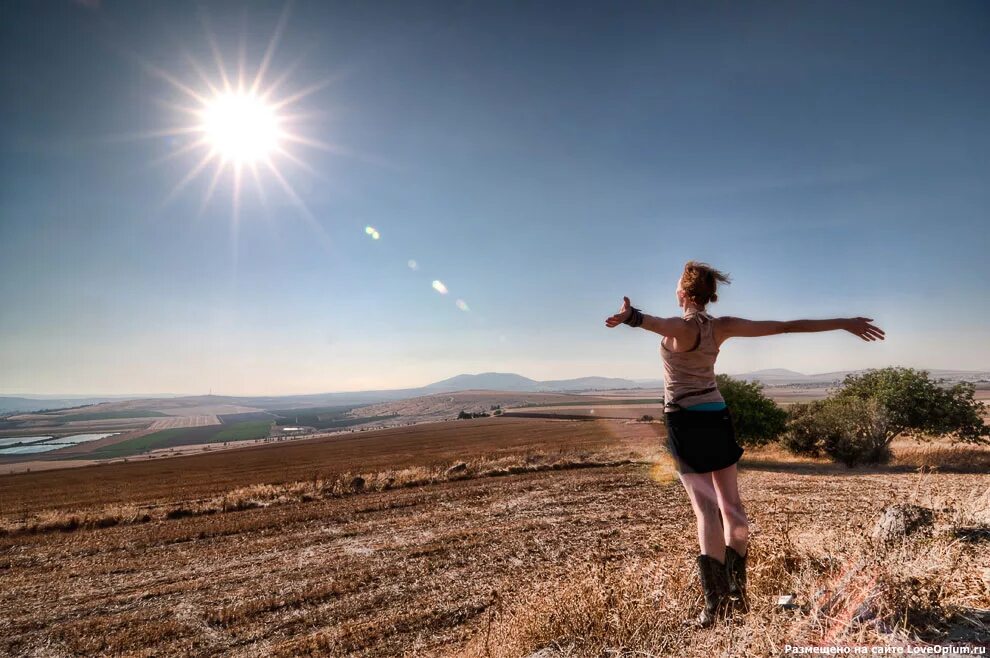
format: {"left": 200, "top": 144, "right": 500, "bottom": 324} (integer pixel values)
{"left": 200, "top": 92, "right": 281, "bottom": 164}
{"left": 130, "top": 4, "right": 347, "bottom": 228}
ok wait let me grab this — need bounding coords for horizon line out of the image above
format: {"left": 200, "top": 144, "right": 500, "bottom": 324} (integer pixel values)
{"left": 3, "top": 365, "right": 988, "bottom": 399}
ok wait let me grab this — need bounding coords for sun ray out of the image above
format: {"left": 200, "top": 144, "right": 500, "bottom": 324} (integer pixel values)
{"left": 197, "top": 160, "right": 227, "bottom": 217}
{"left": 248, "top": 161, "right": 268, "bottom": 208}
{"left": 142, "top": 61, "right": 212, "bottom": 107}
{"left": 232, "top": 161, "right": 243, "bottom": 223}
{"left": 273, "top": 146, "right": 321, "bottom": 177}
{"left": 269, "top": 77, "right": 338, "bottom": 111}
{"left": 151, "top": 98, "right": 207, "bottom": 118}
{"left": 256, "top": 55, "right": 304, "bottom": 104}
{"left": 149, "top": 137, "right": 210, "bottom": 168}
{"left": 236, "top": 10, "right": 247, "bottom": 92}
{"left": 104, "top": 125, "right": 205, "bottom": 143}
{"left": 159, "top": 150, "right": 217, "bottom": 210}
{"left": 262, "top": 158, "right": 335, "bottom": 253}
{"left": 251, "top": 1, "right": 293, "bottom": 95}
{"left": 273, "top": 110, "right": 329, "bottom": 124}
{"left": 278, "top": 131, "right": 340, "bottom": 152}
{"left": 198, "top": 7, "right": 234, "bottom": 93}
{"left": 230, "top": 162, "right": 243, "bottom": 273}
{"left": 182, "top": 51, "right": 222, "bottom": 98}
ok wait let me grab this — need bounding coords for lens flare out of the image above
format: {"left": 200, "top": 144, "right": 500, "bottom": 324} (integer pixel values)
{"left": 455, "top": 299, "right": 470, "bottom": 311}
{"left": 407, "top": 259, "right": 418, "bottom": 270}
{"left": 364, "top": 226, "right": 380, "bottom": 240}
{"left": 432, "top": 280, "right": 448, "bottom": 295}
{"left": 648, "top": 457, "right": 679, "bottom": 484}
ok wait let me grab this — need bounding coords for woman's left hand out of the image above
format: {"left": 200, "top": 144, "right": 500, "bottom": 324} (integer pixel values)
{"left": 605, "top": 296, "right": 633, "bottom": 328}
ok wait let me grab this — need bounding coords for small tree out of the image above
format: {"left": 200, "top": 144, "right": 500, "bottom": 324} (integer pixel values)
{"left": 782, "top": 397, "right": 893, "bottom": 467}
{"left": 715, "top": 374, "right": 788, "bottom": 446}
{"left": 457, "top": 410, "right": 471, "bottom": 420}
{"left": 830, "top": 367, "right": 990, "bottom": 446}
{"left": 779, "top": 400, "right": 830, "bottom": 458}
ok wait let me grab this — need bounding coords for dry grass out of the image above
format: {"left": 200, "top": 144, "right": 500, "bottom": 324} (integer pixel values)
{"left": 0, "top": 449, "right": 642, "bottom": 537}
{"left": 0, "top": 417, "right": 660, "bottom": 513}
{"left": 892, "top": 438, "right": 990, "bottom": 473}
{"left": 456, "top": 474, "right": 990, "bottom": 658}
{"left": 1, "top": 419, "right": 987, "bottom": 656}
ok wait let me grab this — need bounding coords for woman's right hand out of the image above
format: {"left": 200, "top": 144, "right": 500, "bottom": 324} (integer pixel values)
{"left": 605, "top": 296, "right": 633, "bottom": 328}
{"left": 842, "top": 317, "right": 886, "bottom": 341}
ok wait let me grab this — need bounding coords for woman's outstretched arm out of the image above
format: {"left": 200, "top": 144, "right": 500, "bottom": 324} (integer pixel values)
{"left": 604, "top": 296, "right": 694, "bottom": 339}
{"left": 720, "top": 316, "right": 885, "bottom": 342}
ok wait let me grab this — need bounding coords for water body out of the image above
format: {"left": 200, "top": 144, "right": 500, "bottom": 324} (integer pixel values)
{"left": 0, "top": 436, "right": 54, "bottom": 447}
{"left": 0, "top": 433, "right": 118, "bottom": 455}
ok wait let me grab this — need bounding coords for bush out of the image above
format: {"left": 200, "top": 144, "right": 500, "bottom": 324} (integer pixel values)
{"left": 779, "top": 400, "right": 829, "bottom": 458}
{"left": 831, "top": 367, "right": 989, "bottom": 445}
{"left": 715, "top": 374, "right": 788, "bottom": 446}
{"left": 782, "top": 397, "right": 893, "bottom": 467}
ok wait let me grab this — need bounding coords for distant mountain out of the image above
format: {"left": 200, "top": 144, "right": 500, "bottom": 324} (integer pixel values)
{"left": 422, "top": 372, "right": 646, "bottom": 393}
{"left": 423, "top": 372, "right": 541, "bottom": 392}
{"left": 537, "top": 376, "right": 647, "bottom": 391}
{"left": 729, "top": 368, "right": 811, "bottom": 384}
{"left": 7, "top": 368, "right": 986, "bottom": 416}
{"left": 727, "top": 367, "right": 990, "bottom": 386}
{"left": 0, "top": 396, "right": 157, "bottom": 414}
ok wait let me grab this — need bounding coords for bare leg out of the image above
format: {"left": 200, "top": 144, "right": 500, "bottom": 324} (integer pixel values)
{"left": 711, "top": 463, "right": 749, "bottom": 556}
{"left": 677, "top": 470, "right": 725, "bottom": 561}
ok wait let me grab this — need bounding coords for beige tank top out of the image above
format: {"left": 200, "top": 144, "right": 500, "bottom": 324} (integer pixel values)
{"left": 660, "top": 308, "right": 725, "bottom": 411}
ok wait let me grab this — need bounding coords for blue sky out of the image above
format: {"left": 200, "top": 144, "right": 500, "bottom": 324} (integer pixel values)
{"left": 1, "top": 0, "right": 987, "bottom": 395}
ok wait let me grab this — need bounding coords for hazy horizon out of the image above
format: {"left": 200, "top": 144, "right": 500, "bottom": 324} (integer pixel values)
{"left": 2, "top": 1, "right": 988, "bottom": 396}
{"left": 2, "top": 365, "right": 988, "bottom": 399}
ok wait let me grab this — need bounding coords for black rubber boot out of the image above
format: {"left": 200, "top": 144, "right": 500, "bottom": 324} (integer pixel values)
{"left": 724, "top": 545, "right": 750, "bottom": 613}
{"left": 690, "top": 554, "right": 730, "bottom": 628}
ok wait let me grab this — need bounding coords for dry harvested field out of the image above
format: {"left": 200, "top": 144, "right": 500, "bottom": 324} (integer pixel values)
{"left": 504, "top": 404, "right": 662, "bottom": 419}
{"left": 352, "top": 391, "right": 619, "bottom": 421}
{"left": 1, "top": 417, "right": 988, "bottom": 657}
{"left": 147, "top": 415, "right": 222, "bottom": 430}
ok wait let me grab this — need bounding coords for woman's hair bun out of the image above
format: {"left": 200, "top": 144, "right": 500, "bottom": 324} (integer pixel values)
{"left": 681, "top": 260, "right": 731, "bottom": 306}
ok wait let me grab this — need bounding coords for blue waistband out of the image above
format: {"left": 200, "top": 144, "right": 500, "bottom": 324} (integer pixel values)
{"left": 680, "top": 401, "right": 727, "bottom": 411}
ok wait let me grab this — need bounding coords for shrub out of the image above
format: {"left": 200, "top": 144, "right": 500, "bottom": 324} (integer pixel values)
{"left": 831, "top": 367, "right": 990, "bottom": 445}
{"left": 782, "top": 397, "right": 893, "bottom": 467}
{"left": 779, "top": 400, "right": 829, "bottom": 457}
{"left": 715, "top": 373, "right": 788, "bottom": 446}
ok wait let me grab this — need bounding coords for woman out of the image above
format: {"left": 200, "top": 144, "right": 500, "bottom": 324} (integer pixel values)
{"left": 604, "top": 260, "right": 885, "bottom": 628}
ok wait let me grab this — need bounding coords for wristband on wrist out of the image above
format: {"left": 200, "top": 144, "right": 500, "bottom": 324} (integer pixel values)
{"left": 624, "top": 306, "right": 644, "bottom": 327}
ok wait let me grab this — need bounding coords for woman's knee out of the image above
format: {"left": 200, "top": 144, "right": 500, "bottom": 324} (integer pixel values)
{"left": 728, "top": 519, "right": 750, "bottom": 538}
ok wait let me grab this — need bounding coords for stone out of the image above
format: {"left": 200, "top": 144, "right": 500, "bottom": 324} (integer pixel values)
{"left": 445, "top": 462, "right": 468, "bottom": 477}
{"left": 871, "top": 504, "right": 935, "bottom": 544}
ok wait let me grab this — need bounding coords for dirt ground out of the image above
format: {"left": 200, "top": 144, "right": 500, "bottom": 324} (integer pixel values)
{"left": 1, "top": 418, "right": 987, "bottom": 656}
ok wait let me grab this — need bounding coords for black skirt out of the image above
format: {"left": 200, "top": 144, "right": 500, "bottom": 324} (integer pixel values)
{"left": 664, "top": 407, "right": 744, "bottom": 474}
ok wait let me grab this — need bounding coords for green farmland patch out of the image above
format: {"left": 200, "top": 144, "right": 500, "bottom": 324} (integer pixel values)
{"left": 213, "top": 421, "right": 272, "bottom": 442}
{"left": 84, "top": 421, "right": 273, "bottom": 459}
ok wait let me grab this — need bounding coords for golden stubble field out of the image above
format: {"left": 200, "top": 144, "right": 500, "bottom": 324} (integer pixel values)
{"left": 1, "top": 416, "right": 988, "bottom": 657}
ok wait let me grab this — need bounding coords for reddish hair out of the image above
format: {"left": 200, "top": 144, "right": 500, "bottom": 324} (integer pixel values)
{"left": 680, "top": 260, "right": 731, "bottom": 305}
